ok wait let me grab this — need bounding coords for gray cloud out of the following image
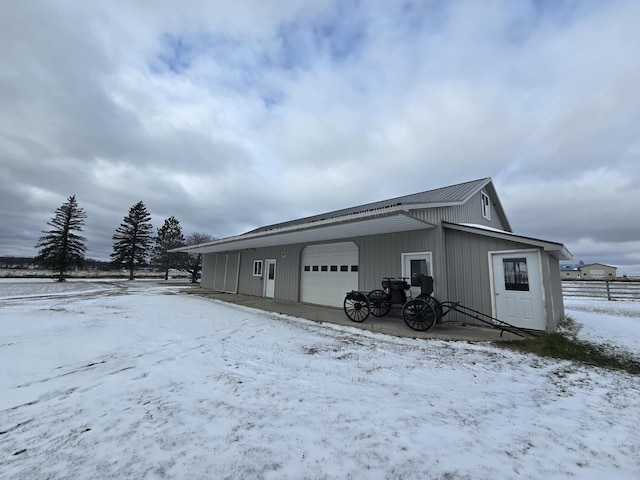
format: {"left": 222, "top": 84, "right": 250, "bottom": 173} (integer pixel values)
{"left": 2, "top": 0, "right": 640, "bottom": 275}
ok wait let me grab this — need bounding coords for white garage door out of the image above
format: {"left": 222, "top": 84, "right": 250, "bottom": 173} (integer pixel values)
{"left": 301, "top": 242, "right": 359, "bottom": 307}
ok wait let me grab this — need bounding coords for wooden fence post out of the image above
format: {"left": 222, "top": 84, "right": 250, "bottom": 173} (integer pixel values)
{"left": 606, "top": 280, "right": 611, "bottom": 301}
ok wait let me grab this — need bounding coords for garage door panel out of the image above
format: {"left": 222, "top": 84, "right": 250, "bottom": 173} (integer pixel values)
{"left": 301, "top": 242, "right": 358, "bottom": 307}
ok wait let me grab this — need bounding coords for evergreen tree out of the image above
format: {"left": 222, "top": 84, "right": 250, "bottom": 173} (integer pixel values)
{"left": 111, "top": 201, "right": 153, "bottom": 280}
{"left": 180, "top": 232, "right": 214, "bottom": 283}
{"left": 34, "top": 195, "right": 87, "bottom": 282}
{"left": 152, "top": 216, "right": 186, "bottom": 280}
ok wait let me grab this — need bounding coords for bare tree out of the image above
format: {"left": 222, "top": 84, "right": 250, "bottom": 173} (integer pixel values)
{"left": 180, "top": 233, "right": 214, "bottom": 283}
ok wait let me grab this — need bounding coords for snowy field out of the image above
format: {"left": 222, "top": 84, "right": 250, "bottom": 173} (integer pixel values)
{"left": 1, "top": 280, "right": 638, "bottom": 480}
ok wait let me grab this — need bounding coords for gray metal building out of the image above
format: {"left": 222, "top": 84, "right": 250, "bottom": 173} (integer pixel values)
{"left": 180, "top": 178, "right": 571, "bottom": 332}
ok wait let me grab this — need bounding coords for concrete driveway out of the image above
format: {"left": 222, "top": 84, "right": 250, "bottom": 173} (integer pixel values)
{"left": 186, "top": 290, "right": 527, "bottom": 342}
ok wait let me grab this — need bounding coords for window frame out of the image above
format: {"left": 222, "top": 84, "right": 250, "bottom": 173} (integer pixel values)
{"left": 502, "top": 257, "right": 530, "bottom": 291}
{"left": 253, "top": 260, "right": 263, "bottom": 277}
{"left": 481, "top": 191, "right": 491, "bottom": 221}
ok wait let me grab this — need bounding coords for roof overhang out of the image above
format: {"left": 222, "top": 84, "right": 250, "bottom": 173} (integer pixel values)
{"left": 444, "top": 222, "right": 572, "bottom": 260}
{"left": 175, "top": 206, "right": 435, "bottom": 254}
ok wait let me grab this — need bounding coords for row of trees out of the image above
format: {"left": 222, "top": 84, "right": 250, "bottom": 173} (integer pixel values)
{"left": 34, "top": 195, "right": 213, "bottom": 282}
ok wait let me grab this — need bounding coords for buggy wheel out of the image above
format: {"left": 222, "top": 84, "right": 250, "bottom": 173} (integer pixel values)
{"left": 343, "top": 292, "right": 370, "bottom": 323}
{"left": 424, "top": 296, "right": 444, "bottom": 321}
{"left": 368, "top": 289, "right": 391, "bottom": 317}
{"left": 402, "top": 299, "right": 437, "bottom": 331}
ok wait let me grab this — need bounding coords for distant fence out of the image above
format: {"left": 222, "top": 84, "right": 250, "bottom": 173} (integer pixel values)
{"left": 562, "top": 280, "right": 640, "bottom": 301}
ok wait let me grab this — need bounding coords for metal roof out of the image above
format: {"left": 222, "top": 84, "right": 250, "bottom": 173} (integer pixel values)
{"left": 173, "top": 178, "right": 505, "bottom": 255}
{"left": 248, "top": 177, "right": 491, "bottom": 234}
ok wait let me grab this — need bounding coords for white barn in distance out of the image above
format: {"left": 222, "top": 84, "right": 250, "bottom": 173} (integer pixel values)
{"left": 178, "top": 178, "right": 571, "bottom": 332}
{"left": 561, "top": 263, "right": 618, "bottom": 280}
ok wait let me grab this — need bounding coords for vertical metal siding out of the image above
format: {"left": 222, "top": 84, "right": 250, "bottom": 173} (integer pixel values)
{"left": 213, "top": 254, "right": 226, "bottom": 291}
{"left": 237, "top": 245, "right": 304, "bottom": 302}
{"left": 229, "top": 232, "right": 437, "bottom": 303}
{"left": 545, "top": 255, "right": 565, "bottom": 332}
{"left": 201, "top": 254, "right": 216, "bottom": 289}
{"left": 237, "top": 250, "right": 265, "bottom": 297}
{"left": 408, "top": 190, "right": 507, "bottom": 230}
{"left": 444, "top": 229, "right": 535, "bottom": 326}
{"left": 355, "top": 230, "right": 435, "bottom": 292}
{"left": 223, "top": 252, "right": 240, "bottom": 293}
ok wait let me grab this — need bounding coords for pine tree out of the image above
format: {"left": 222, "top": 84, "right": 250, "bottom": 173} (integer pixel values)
{"left": 152, "top": 216, "right": 186, "bottom": 280}
{"left": 179, "top": 232, "right": 214, "bottom": 283}
{"left": 111, "top": 201, "right": 153, "bottom": 280}
{"left": 34, "top": 195, "right": 87, "bottom": 282}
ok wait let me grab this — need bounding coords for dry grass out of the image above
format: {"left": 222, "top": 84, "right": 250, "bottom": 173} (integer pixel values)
{"left": 497, "top": 317, "right": 640, "bottom": 375}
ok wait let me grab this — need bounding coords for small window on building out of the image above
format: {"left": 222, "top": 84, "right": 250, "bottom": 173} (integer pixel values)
{"left": 312, "top": 265, "right": 319, "bottom": 272}
{"left": 304, "top": 265, "right": 310, "bottom": 272}
{"left": 351, "top": 265, "right": 358, "bottom": 272}
{"left": 253, "top": 260, "right": 263, "bottom": 276}
{"left": 330, "top": 265, "right": 338, "bottom": 272}
{"left": 481, "top": 192, "right": 491, "bottom": 220}
{"left": 340, "top": 265, "right": 349, "bottom": 272}
{"left": 503, "top": 258, "right": 529, "bottom": 291}
{"left": 321, "top": 266, "right": 328, "bottom": 272}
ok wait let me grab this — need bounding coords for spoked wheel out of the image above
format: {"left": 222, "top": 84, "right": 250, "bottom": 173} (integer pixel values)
{"left": 424, "top": 296, "right": 444, "bottom": 321}
{"left": 402, "top": 299, "right": 437, "bottom": 331}
{"left": 368, "top": 289, "right": 391, "bottom": 317}
{"left": 343, "top": 292, "right": 370, "bottom": 323}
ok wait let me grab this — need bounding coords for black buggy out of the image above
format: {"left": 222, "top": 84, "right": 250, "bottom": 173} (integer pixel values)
{"left": 343, "top": 274, "right": 442, "bottom": 331}
{"left": 343, "top": 274, "right": 532, "bottom": 337}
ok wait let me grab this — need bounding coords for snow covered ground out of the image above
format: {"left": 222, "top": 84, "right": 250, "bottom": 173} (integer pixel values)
{"left": 1, "top": 280, "right": 638, "bottom": 480}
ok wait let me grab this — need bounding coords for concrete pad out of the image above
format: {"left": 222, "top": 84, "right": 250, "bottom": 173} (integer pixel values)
{"left": 186, "top": 290, "right": 526, "bottom": 342}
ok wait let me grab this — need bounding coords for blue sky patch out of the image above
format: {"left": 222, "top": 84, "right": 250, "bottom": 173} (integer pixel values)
{"left": 155, "top": 33, "right": 195, "bottom": 74}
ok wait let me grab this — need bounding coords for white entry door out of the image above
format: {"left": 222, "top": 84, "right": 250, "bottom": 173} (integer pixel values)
{"left": 264, "top": 259, "right": 276, "bottom": 298}
{"left": 401, "top": 252, "right": 432, "bottom": 298}
{"left": 491, "top": 251, "right": 545, "bottom": 330}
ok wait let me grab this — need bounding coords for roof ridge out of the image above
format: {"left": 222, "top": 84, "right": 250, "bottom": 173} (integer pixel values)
{"left": 248, "top": 177, "right": 492, "bottom": 234}
{"left": 388, "top": 177, "right": 491, "bottom": 203}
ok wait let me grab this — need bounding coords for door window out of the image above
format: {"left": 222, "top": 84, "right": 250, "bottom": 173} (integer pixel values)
{"left": 503, "top": 258, "right": 529, "bottom": 291}
{"left": 402, "top": 252, "right": 432, "bottom": 298}
{"left": 409, "top": 259, "right": 430, "bottom": 287}
{"left": 268, "top": 262, "right": 275, "bottom": 280}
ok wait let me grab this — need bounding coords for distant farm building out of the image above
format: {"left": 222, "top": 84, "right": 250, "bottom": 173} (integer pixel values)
{"left": 560, "top": 263, "right": 617, "bottom": 280}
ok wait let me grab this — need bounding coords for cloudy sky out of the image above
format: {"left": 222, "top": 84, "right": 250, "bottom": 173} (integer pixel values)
{"left": 1, "top": 0, "right": 639, "bottom": 274}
